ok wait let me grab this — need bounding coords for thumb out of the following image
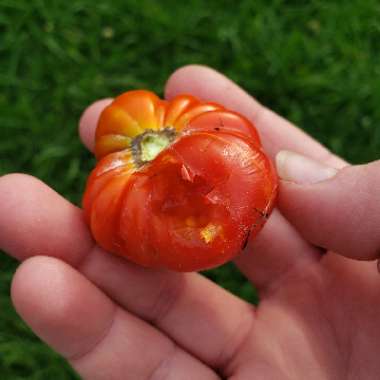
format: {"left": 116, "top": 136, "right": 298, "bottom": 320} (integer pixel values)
{"left": 276, "top": 151, "right": 380, "bottom": 260}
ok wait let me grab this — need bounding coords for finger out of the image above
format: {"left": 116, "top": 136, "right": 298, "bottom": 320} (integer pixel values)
{"left": 80, "top": 246, "right": 255, "bottom": 370}
{"left": 165, "top": 65, "right": 346, "bottom": 169}
{"left": 79, "top": 98, "right": 113, "bottom": 152}
{"left": 0, "top": 173, "right": 256, "bottom": 371}
{"left": 276, "top": 151, "right": 380, "bottom": 260}
{"left": 0, "top": 173, "right": 93, "bottom": 266}
{"left": 163, "top": 65, "right": 323, "bottom": 291}
{"left": 12, "top": 256, "right": 219, "bottom": 380}
{"left": 235, "top": 209, "right": 321, "bottom": 293}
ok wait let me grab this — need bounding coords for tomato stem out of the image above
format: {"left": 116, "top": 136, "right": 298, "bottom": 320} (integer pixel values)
{"left": 131, "top": 128, "right": 176, "bottom": 167}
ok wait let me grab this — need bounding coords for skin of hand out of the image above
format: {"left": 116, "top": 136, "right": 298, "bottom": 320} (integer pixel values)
{"left": 1, "top": 65, "right": 380, "bottom": 380}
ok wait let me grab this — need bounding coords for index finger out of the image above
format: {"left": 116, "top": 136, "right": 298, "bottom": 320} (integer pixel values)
{"left": 165, "top": 65, "right": 347, "bottom": 168}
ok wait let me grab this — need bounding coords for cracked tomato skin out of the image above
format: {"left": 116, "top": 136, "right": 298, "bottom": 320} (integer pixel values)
{"left": 83, "top": 90, "right": 277, "bottom": 272}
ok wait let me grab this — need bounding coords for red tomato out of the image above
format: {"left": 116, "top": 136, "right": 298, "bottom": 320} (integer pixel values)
{"left": 83, "top": 90, "right": 277, "bottom": 272}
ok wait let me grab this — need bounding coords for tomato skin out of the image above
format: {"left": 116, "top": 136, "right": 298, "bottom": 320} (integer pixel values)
{"left": 83, "top": 90, "right": 277, "bottom": 272}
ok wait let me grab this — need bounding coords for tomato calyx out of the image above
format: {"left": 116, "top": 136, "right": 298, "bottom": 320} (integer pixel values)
{"left": 131, "top": 127, "right": 177, "bottom": 167}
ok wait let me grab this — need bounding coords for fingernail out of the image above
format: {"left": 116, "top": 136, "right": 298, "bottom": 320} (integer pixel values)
{"left": 276, "top": 150, "right": 338, "bottom": 185}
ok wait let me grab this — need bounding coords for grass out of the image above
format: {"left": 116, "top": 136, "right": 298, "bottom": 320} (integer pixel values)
{"left": 1, "top": 0, "right": 380, "bottom": 377}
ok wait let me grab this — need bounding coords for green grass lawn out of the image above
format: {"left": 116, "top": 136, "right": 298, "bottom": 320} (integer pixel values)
{"left": 1, "top": 0, "right": 380, "bottom": 378}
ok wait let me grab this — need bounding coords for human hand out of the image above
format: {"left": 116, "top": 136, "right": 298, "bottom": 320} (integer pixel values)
{"left": 1, "top": 66, "right": 379, "bottom": 379}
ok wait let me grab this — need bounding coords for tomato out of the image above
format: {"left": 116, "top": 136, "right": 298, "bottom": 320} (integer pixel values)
{"left": 83, "top": 90, "right": 277, "bottom": 272}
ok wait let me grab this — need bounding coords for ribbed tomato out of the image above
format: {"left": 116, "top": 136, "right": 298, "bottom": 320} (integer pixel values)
{"left": 83, "top": 90, "right": 277, "bottom": 272}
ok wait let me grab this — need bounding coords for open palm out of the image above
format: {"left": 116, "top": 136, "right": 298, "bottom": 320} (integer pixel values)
{"left": 1, "top": 66, "right": 379, "bottom": 379}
